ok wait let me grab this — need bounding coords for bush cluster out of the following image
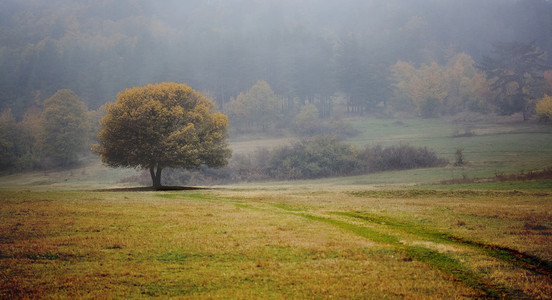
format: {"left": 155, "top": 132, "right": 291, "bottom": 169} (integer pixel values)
{"left": 357, "top": 144, "right": 447, "bottom": 173}
{"left": 264, "top": 136, "right": 360, "bottom": 180}
{"left": 150, "top": 135, "right": 447, "bottom": 185}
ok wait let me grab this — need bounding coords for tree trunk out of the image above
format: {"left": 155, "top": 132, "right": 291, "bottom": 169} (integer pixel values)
{"left": 150, "top": 166, "right": 163, "bottom": 189}
{"left": 523, "top": 100, "right": 530, "bottom": 121}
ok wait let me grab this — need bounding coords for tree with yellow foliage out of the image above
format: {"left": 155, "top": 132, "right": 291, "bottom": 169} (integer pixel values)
{"left": 536, "top": 94, "right": 552, "bottom": 122}
{"left": 391, "top": 53, "right": 491, "bottom": 117}
{"left": 94, "top": 83, "right": 231, "bottom": 189}
{"left": 391, "top": 61, "right": 448, "bottom": 117}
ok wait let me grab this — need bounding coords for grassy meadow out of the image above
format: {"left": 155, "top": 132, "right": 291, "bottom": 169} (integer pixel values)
{"left": 1, "top": 117, "right": 551, "bottom": 298}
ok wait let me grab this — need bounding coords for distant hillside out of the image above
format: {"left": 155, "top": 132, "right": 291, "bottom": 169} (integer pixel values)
{"left": 1, "top": 0, "right": 551, "bottom": 117}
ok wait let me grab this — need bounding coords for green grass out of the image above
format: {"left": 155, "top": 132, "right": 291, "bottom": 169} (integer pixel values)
{"left": 345, "top": 117, "right": 552, "bottom": 181}
{"left": 421, "top": 179, "right": 552, "bottom": 191}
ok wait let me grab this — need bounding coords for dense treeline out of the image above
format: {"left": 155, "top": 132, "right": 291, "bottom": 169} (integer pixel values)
{"left": 0, "top": 90, "right": 91, "bottom": 170}
{"left": 1, "top": 0, "right": 552, "bottom": 118}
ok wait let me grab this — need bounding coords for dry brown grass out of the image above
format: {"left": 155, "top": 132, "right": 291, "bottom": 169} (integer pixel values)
{"left": 1, "top": 187, "right": 551, "bottom": 298}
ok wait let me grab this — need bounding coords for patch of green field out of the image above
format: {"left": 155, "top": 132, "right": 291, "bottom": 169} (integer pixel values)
{"left": 422, "top": 179, "right": 552, "bottom": 191}
{"left": 345, "top": 118, "right": 552, "bottom": 182}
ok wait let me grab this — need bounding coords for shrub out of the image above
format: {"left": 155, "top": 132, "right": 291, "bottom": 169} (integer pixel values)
{"left": 264, "top": 138, "right": 445, "bottom": 180}
{"left": 358, "top": 144, "right": 447, "bottom": 172}
{"left": 454, "top": 147, "right": 466, "bottom": 166}
{"left": 266, "top": 135, "right": 359, "bottom": 179}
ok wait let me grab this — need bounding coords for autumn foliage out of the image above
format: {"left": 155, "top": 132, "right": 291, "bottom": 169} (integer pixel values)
{"left": 390, "top": 53, "right": 490, "bottom": 117}
{"left": 94, "top": 82, "right": 231, "bottom": 188}
{"left": 536, "top": 94, "right": 552, "bottom": 122}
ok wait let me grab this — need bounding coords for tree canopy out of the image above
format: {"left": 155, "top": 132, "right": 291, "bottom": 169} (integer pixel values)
{"left": 94, "top": 82, "right": 231, "bottom": 188}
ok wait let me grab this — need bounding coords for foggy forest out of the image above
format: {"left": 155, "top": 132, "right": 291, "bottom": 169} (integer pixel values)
{"left": 1, "top": 0, "right": 552, "bottom": 179}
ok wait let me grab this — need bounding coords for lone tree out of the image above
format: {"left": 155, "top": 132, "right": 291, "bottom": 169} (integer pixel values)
{"left": 478, "top": 41, "right": 549, "bottom": 120}
{"left": 94, "top": 82, "right": 231, "bottom": 189}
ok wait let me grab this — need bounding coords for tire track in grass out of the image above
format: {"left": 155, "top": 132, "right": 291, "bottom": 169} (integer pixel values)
{"left": 336, "top": 211, "right": 552, "bottom": 278}
{"left": 299, "top": 213, "right": 510, "bottom": 299}
{"left": 169, "top": 194, "right": 523, "bottom": 297}
{"left": 174, "top": 193, "right": 549, "bottom": 272}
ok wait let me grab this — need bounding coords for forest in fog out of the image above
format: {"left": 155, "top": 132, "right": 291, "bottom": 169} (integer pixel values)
{"left": 1, "top": 0, "right": 551, "bottom": 115}
{"left": 1, "top": 0, "right": 551, "bottom": 175}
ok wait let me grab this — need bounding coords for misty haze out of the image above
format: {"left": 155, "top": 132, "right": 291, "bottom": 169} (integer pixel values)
{"left": 0, "top": 0, "right": 551, "bottom": 298}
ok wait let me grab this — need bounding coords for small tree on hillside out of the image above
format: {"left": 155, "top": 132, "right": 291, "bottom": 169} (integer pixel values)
{"left": 39, "top": 89, "right": 88, "bottom": 168}
{"left": 227, "top": 80, "right": 281, "bottom": 132}
{"left": 94, "top": 82, "right": 231, "bottom": 189}
{"left": 0, "top": 110, "right": 17, "bottom": 169}
{"left": 293, "top": 103, "right": 320, "bottom": 136}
